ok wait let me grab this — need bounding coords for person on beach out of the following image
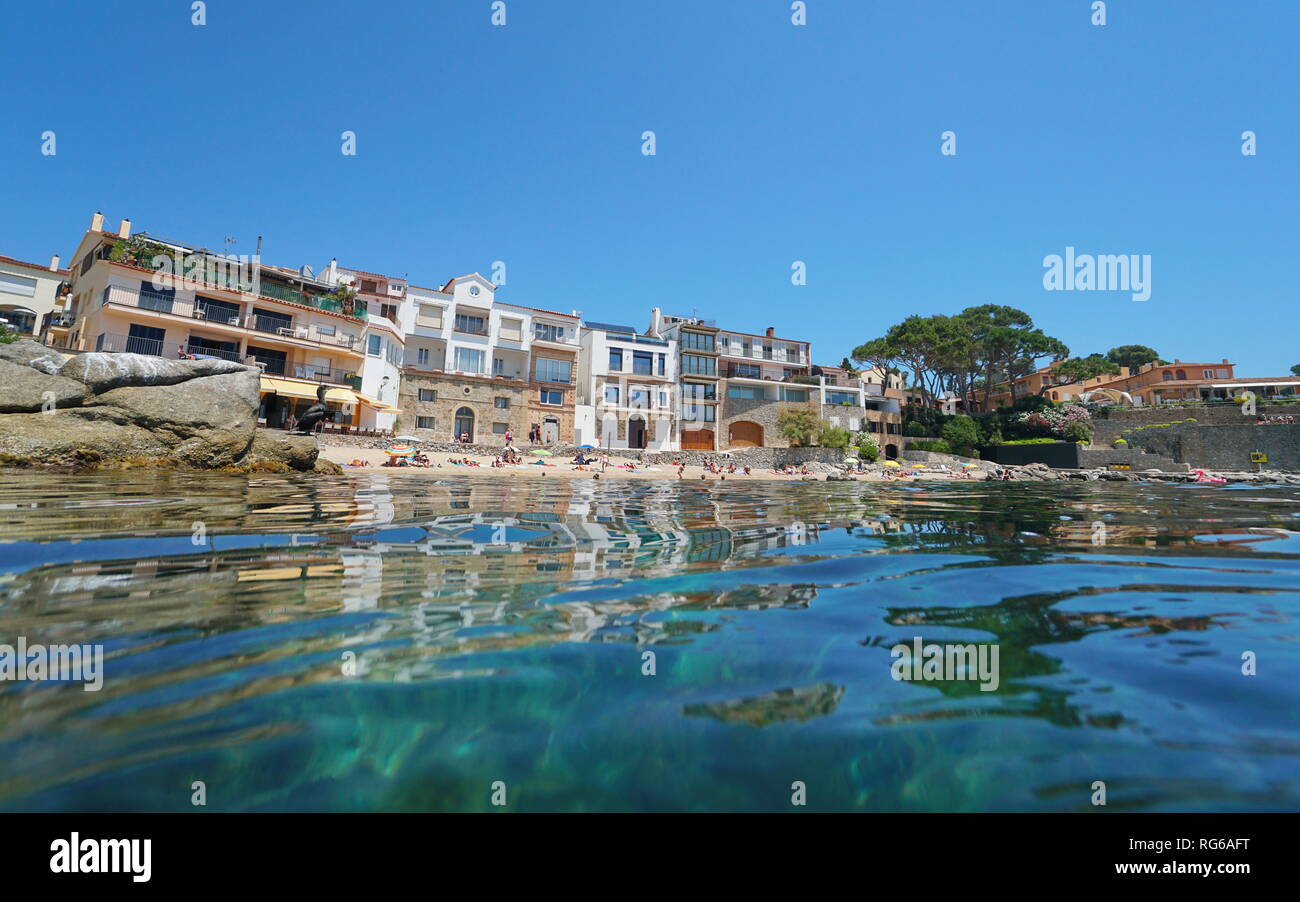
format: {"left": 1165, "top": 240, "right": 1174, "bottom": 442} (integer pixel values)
{"left": 505, "top": 429, "right": 513, "bottom": 446}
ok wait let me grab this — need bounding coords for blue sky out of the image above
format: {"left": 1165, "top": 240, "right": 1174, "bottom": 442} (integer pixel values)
{"left": 3, "top": 0, "right": 1296, "bottom": 373}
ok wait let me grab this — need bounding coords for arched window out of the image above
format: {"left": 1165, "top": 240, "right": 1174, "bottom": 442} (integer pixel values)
{"left": 454, "top": 407, "right": 475, "bottom": 443}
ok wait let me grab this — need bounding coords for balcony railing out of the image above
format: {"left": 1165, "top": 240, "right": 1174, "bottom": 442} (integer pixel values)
{"left": 288, "top": 363, "right": 352, "bottom": 384}
{"left": 97, "top": 332, "right": 164, "bottom": 356}
{"left": 184, "top": 342, "right": 245, "bottom": 363}
{"left": 103, "top": 284, "right": 362, "bottom": 351}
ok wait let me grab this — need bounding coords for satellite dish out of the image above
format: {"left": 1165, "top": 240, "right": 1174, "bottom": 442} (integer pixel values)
{"left": 300, "top": 265, "right": 315, "bottom": 278}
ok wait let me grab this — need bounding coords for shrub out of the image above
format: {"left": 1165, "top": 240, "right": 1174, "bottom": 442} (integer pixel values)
{"left": 908, "top": 439, "right": 951, "bottom": 453}
{"left": 777, "top": 407, "right": 820, "bottom": 446}
{"left": 1000, "top": 437, "right": 1063, "bottom": 445}
{"left": 858, "top": 440, "right": 880, "bottom": 462}
{"left": 1061, "top": 421, "right": 1094, "bottom": 444}
{"left": 817, "top": 423, "right": 852, "bottom": 449}
{"left": 941, "top": 415, "right": 981, "bottom": 456}
{"left": 902, "top": 420, "right": 933, "bottom": 438}
{"left": 0, "top": 325, "right": 18, "bottom": 344}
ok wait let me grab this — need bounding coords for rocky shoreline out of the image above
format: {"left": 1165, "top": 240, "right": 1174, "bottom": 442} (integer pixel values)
{"left": 0, "top": 340, "right": 339, "bottom": 474}
{"left": 978, "top": 461, "right": 1300, "bottom": 485}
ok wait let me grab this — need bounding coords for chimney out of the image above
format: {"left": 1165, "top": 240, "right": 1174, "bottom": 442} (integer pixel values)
{"left": 1174, "top": 358, "right": 1181, "bottom": 364}
{"left": 117, "top": 218, "right": 131, "bottom": 239}
{"left": 1221, "top": 358, "right": 1229, "bottom": 364}
{"left": 649, "top": 306, "right": 663, "bottom": 337}
{"left": 49, "top": 255, "right": 60, "bottom": 272}
{"left": 765, "top": 326, "right": 775, "bottom": 337}
{"left": 90, "top": 211, "right": 104, "bottom": 232}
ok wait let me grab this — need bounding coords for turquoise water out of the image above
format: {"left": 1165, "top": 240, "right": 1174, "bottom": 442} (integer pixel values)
{"left": 0, "top": 471, "right": 1297, "bottom": 812}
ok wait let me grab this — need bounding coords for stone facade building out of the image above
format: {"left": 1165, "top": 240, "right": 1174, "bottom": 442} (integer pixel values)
{"left": 399, "top": 370, "right": 529, "bottom": 444}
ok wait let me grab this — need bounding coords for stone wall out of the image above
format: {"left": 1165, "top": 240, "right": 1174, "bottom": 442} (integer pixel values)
{"left": 719, "top": 396, "right": 804, "bottom": 448}
{"left": 1125, "top": 423, "right": 1300, "bottom": 471}
{"left": 1077, "top": 447, "right": 1186, "bottom": 471}
{"left": 1091, "top": 404, "right": 1298, "bottom": 443}
{"left": 319, "top": 433, "right": 851, "bottom": 468}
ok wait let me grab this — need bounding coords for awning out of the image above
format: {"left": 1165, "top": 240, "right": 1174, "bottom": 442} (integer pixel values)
{"left": 259, "top": 377, "right": 321, "bottom": 400}
{"left": 1212, "top": 382, "right": 1300, "bottom": 389}
{"left": 356, "top": 392, "right": 401, "bottom": 413}
{"left": 325, "top": 387, "right": 358, "bottom": 405}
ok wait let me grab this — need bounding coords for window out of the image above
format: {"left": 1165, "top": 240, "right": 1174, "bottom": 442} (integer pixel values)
{"left": 540, "top": 390, "right": 563, "bottom": 406}
{"left": 367, "top": 334, "right": 382, "bottom": 356}
{"left": 534, "top": 357, "right": 572, "bottom": 383}
{"left": 657, "top": 354, "right": 666, "bottom": 375}
{"left": 728, "top": 385, "right": 762, "bottom": 400}
{"left": 609, "top": 348, "right": 623, "bottom": 371}
{"left": 781, "top": 388, "right": 809, "bottom": 402}
{"left": 492, "top": 422, "right": 509, "bottom": 435}
{"left": 494, "top": 397, "right": 510, "bottom": 408}
{"left": 783, "top": 368, "right": 800, "bottom": 380}
{"left": 682, "top": 383, "right": 716, "bottom": 401}
{"left": 886, "top": 423, "right": 900, "bottom": 434}
{"left": 418, "top": 389, "right": 436, "bottom": 402}
{"left": 1203, "top": 369, "right": 1214, "bottom": 379}
{"left": 681, "top": 332, "right": 714, "bottom": 352}
{"left": 0, "top": 273, "right": 38, "bottom": 297}
{"left": 682, "top": 405, "right": 716, "bottom": 422}
{"left": 454, "top": 313, "right": 487, "bottom": 334}
{"left": 731, "top": 363, "right": 761, "bottom": 379}
{"left": 416, "top": 416, "right": 435, "bottom": 429}
{"left": 763, "top": 344, "right": 773, "bottom": 360}
{"left": 629, "top": 389, "right": 649, "bottom": 408}
{"left": 826, "top": 391, "right": 857, "bottom": 405}
{"left": 360, "top": 279, "right": 378, "bottom": 293}
{"left": 416, "top": 305, "right": 443, "bottom": 329}
{"left": 632, "top": 351, "right": 653, "bottom": 375}
{"left": 604, "top": 385, "right": 619, "bottom": 404}
{"left": 534, "top": 322, "right": 565, "bottom": 342}
{"left": 682, "top": 354, "right": 716, "bottom": 376}
{"left": 417, "top": 348, "right": 430, "bottom": 366}
{"left": 453, "top": 347, "right": 485, "bottom": 373}
{"left": 658, "top": 391, "right": 668, "bottom": 407}
{"left": 316, "top": 323, "right": 336, "bottom": 337}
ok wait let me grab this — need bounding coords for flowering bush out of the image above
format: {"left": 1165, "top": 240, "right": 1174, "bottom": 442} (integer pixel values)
{"left": 1010, "top": 404, "right": 1092, "bottom": 439}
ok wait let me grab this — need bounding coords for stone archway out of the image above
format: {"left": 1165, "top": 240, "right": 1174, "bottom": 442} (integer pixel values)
{"left": 454, "top": 406, "right": 475, "bottom": 442}
{"left": 885, "top": 443, "right": 899, "bottom": 460}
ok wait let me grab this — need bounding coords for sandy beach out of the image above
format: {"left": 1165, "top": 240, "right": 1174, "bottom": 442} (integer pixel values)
{"left": 317, "top": 444, "right": 989, "bottom": 483}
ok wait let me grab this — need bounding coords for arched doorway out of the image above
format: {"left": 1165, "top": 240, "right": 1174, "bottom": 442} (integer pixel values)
{"left": 541, "top": 416, "right": 559, "bottom": 443}
{"left": 454, "top": 407, "right": 475, "bottom": 442}
{"left": 627, "top": 415, "right": 647, "bottom": 449}
{"left": 885, "top": 443, "right": 899, "bottom": 460}
{"left": 729, "top": 421, "right": 763, "bottom": 448}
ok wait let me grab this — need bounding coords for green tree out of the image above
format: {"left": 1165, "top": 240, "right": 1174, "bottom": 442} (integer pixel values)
{"left": 1290, "top": 364, "right": 1300, "bottom": 377}
{"left": 777, "top": 406, "right": 820, "bottom": 446}
{"left": 1053, "top": 354, "right": 1121, "bottom": 386}
{"left": 940, "top": 415, "right": 981, "bottom": 456}
{"left": 1062, "top": 421, "right": 1094, "bottom": 444}
{"left": 1106, "top": 345, "right": 1160, "bottom": 373}
{"left": 0, "top": 325, "right": 19, "bottom": 344}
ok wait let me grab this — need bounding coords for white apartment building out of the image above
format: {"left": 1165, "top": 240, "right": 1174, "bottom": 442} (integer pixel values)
{"left": 1, "top": 252, "right": 69, "bottom": 339}
{"left": 396, "top": 273, "right": 582, "bottom": 444}
{"left": 575, "top": 321, "right": 678, "bottom": 451}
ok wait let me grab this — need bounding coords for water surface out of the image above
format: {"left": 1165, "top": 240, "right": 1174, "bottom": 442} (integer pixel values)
{"left": 1, "top": 471, "right": 1297, "bottom": 811}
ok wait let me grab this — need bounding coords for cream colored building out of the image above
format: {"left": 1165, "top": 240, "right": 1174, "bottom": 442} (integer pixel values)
{"left": 0, "top": 252, "right": 69, "bottom": 339}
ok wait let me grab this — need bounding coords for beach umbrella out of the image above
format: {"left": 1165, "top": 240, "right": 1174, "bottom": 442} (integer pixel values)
{"left": 385, "top": 446, "right": 415, "bottom": 457}
{"left": 881, "top": 460, "right": 900, "bottom": 467}
{"left": 392, "top": 435, "right": 421, "bottom": 442}
{"left": 963, "top": 463, "right": 979, "bottom": 468}
{"left": 911, "top": 464, "right": 927, "bottom": 469}
{"left": 532, "top": 448, "right": 553, "bottom": 456}
{"left": 843, "top": 457, "right": 858, "bottom": 463}
{"left": 719, "top": 450, "right": 734, "bottom": 456}
{"left": 579, "top": 444, "right": 597, "bottom": 449}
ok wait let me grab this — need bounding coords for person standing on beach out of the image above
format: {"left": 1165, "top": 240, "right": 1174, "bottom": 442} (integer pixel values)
{"left": 505, "top": 428, "right": 513, "bottom": 446}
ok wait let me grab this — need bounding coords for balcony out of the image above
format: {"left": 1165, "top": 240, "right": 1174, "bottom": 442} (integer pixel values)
{"left": 184, "top": 341, "right": 245, "bottom": 363}
{"left": 102, "top": 284, "right": 361, "bottom": 351}
{"left": 96, "top": 332, "right": 164, "bottom": 356}
{"left": 531, "top": 324, "right": 579, "bottom": 346}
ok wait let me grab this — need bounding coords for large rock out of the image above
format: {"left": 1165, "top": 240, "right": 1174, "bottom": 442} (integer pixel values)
{"left": 60, "top": 351, "right": 248, "bottom": 394}
{"left": 0, "top": 358, "right": 87, "bottom": 412}
{"left": 248, "top": 430, "right": 321, "bottom": 471}
{"left": 0, "top": 340, "right": 324, "bottom": 472}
